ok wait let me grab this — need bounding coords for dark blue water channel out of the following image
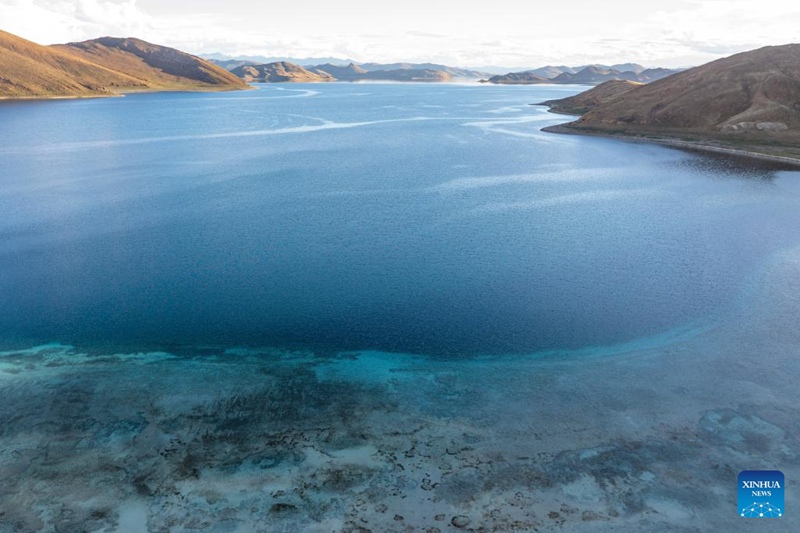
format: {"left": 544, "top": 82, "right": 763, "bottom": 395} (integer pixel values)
{"left": 1, "top": 83, "right": 799, "bottom": 356}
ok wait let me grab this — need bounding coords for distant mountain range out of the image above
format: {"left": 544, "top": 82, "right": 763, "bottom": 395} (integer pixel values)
{"left": 206, "top": 54, "right": 679, "bottom": 85}
{"left": 485, "top": 64, "right": 680, "bottom": 85}
{"left": 0, "top": 29, "right": 247, "bottom": 98}
{"left": 307, "top": 63, "right": 368, "bottom": 80}
{"left": 204, "top": 53, "right": 491, "bottom": 75}
{"left": 209, "top": 57, "right": 489, "bottom": 82}
{"left": 202, "top": 53, "right": 357, "bottom": 67}
{"left": 356, "top": 62, "right": 489, "bottom": 79}
{"left": 0, "top": 27, "right": 682, "bottom": 96}
{"left": 223, "top": 60, "right": 458, "bottom": 83}
{"left": 232, "top": 62, "right": 334, "bottom": 83}
{"left": 540, "top": 44, "right": 800, "bottom": 163}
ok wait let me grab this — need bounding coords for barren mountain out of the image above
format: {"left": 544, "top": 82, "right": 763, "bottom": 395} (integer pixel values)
{"left": 234, "top": 63, "right": 452, "bottom": 83}
{"left": 546, "top": 44, "right": 800, "bottom": 163}
{"left": 0, "top": 30, "right": 247, "bottom": 98}
{"left": 309, "top": 63, "right": 368, "bottom": 81}
{"left": 570, "top": 45, "right": 800, "bottom": 132}
{"left": 362, "top": 68, "right": 452, "bottom": 82}
{"left": 526, "top": 65, "right": 576, "bottom": 78}
{"left": 208, "top": 59, "right": 259, "bottom": 71}
{"left": 538, "top": 80, "right": 643, "bottom": 115}
{"left": 357, "top": 62, "right": 487, "bottom": 79}
{"left": 485, "top": 71, "right": 550, "bottom": 84}
{"left": 552, "top": 66, "right": 639, "bottom": 84}
{"left": 55, "top": 37, "right": 248, "bottom": 90}
{"left": 231, "top": 62, "right": 335, "bottom": 83}
{"left": 488, "top": 65, "right": 677, "bottom": 85}
{"left": 637, "top": 68, "right": 675, "bottom": 82}
{"left": 0, "top": 30, "right": 147, "bottom": 97}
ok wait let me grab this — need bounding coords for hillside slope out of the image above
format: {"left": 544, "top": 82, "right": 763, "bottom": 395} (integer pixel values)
{"left": 231, "top": 62, "right": 335, "bottom": 82}
{"left": 572, "top": 44, "right": 800, "bottom": 132}
{"left": 232, "top": 62, "right": 453, "bottom": 83}
{"left": 309, "top": 63, "right": 367, "bottom": 80}
{"left": 55, "top": 37, "right": 248, "bottom": 90}
{"left": 0, "top": 29, "right": 247, "bottom": 98}
{"left": 0, "top": 30, "right": 147, "bottom": 97}
{"left": 545, "top": 44, "right": 800, "bottom": 163}
{"left": 538, "top": 80, "right": 643, "bottom": 115}
{"left": 488, "top": 65, "right": 677, "bottom": 85}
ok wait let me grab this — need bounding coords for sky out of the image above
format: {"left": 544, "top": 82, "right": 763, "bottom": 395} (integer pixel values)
{"left": 1, "top": 0, "right": 799, "bottom": 69}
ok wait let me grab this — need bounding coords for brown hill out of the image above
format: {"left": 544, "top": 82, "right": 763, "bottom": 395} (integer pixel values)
{"left": 549, "top": 44, "right": 800, "bottom": 163}
{"left": 571, "top": 44, "right": 800, "bottom": 132}
{"left": 362, "top": 68, "right": 452, "bottom": 82}
{"left": 552, "top": 66, "right": 638, "bottom": 83}
{"left": 538, "top": 80, "right": 643, "bottom": 115}
{"left": 0, "top": 29, "right": 247, "bottom": 98}
{"left": 309, "top": 63, "right": 367, "bottom": 80}
{"left": 488, "top": 65, "right": 677, "bottom": 85}
{"left": 231, "top": 62, "right": 335, "bottom": 83}
{"left": 0, "top": 29, "right": 148, "bottom": 97}
{"left": 356, "top": 62, "right": 486, "bottom": 79}
{"left": 234, "top": 62, "right": 453, "bottom": 83}
{"left": 56, "top": 37, "right": 248, "bottom": 91}
{"left": 486, "top": 71, "right": 550, "bottom": 84}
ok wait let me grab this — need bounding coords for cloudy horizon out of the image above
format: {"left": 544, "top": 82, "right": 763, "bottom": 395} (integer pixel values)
{"left": 2, "top": 0, "right": 799, "bottom": 69}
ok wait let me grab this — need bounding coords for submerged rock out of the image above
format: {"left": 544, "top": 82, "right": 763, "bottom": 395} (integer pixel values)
{"left": 451, "top": 515, "right": 471, "bottom": 528}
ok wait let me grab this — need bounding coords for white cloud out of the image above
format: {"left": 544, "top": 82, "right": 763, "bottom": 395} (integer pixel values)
{"left": 0, "top": 0, "right": 155, "bottom": 43}
{"left": 1, "top": 0, "right": 80, "bottom": 44}
{"left": 1, "top": 0, "right": 798, "bottom": 67}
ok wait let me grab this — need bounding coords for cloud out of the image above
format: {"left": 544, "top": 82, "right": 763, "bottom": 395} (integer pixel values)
{"left": 1, "top": 0, "right": 799, "bottom": 67}
{"left": 0, "top": 0, "right": 82, "bottom": 44}
{"left": 405, "top": 30, "right": 445, "bottom": 39}
{"left": 0, "top": 0, "right": 155, "bottom": 43}
{"left": 614, "top": 0, "right": 800, "bottom": 64}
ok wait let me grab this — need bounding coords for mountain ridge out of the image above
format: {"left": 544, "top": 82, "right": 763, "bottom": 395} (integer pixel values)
{"left": 0, "top": 29, "right": 147, "bottom": 97}
{"left": 56, "top": 37, "right": 248, "bottom": 89}
{"left": 538, "top": 80, "right": 644, "bottom": 115}
{"left": 541, "top": 44, "right": 800, "bottom": 164}
{"left": 231, "top": 61, "right": 335, "bottom": 82}
{"left": 230, "top": 61, "right": 455, "bottom": 82}
{"left": 0, "top": 29, "right": 247, "bottom": 98}
{"left": 487, "top": 64, "right": 679, "bottom": 85}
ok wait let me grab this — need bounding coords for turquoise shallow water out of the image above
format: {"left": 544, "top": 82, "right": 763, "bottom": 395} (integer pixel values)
{"left": 1, "top": 83, "right": 800, "bottom": 356}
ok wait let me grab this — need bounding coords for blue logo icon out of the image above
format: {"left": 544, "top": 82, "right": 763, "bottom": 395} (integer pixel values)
{"left": 738, "top": 470, "right": 784, "bottom": 518}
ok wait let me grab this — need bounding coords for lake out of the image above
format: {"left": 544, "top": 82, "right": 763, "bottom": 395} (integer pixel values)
{"left": 2, "top": 83, "right": 799, "bottom": 532}
{"left": 2, "top": 83, "right": 799, "bottom": 356}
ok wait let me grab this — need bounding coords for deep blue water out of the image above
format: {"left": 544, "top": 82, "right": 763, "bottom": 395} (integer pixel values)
{"left": 1, "top": 83, "right": 799, "bottom": 356}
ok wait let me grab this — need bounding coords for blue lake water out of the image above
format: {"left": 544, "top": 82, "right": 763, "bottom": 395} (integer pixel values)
{"left": 1, "top": 83, "right": 799, "bottom": 356}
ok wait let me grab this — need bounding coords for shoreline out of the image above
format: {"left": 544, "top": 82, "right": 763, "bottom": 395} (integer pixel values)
{"left": 0, "top": 93, "right": 119, "bottom": 101}
{"left": 541, "top": 123, "right": 800, "bottom": 168}
{"left": 0, "top": 84, "right": 254, "bottom": 102}
{"left": 2, "top": 298, "right": 798, "bottom": 532}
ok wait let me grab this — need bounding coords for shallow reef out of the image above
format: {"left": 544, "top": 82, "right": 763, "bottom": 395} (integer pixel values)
{"left": 1, "top": 304, "right": 799, "bottom": 533}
